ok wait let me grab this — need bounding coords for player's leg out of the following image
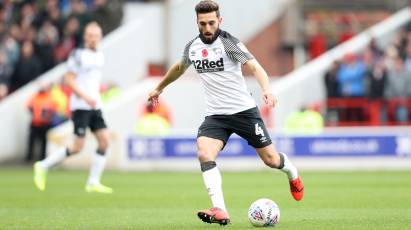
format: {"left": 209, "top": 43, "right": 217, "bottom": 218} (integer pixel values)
{"left": 231, "top": 107, "right": 304, "bottom": 201}
{"left": 34, "top": 137, "right": 85, "bottom": 191}
{"left": 197, "top": 136, "right": 230, "bottom": 225}
{"left": 198, "top": 136, "right": 226, "bottom": 210}
{"left": 85, "top": 110, "right": 112, "bottom": 193}
{"left": 256, "top": 144, "right": 304, "bottom": 201}
{"left": 33, "top": 110, "right": 88, "bottom": 191}
{"left": 196, "top": 116, "right": 231, "bottom": 225}
{"left": 85, "top": 128, "right": 112, "bottom": 193}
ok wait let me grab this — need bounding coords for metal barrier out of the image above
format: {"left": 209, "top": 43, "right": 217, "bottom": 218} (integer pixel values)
{"left": 325, "top": 97, "right": 411, "bottom": 126}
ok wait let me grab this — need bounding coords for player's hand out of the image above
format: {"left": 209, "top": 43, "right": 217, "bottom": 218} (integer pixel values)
{"left": 148, "top": 89, "right": 162, "bottom": 106}
{"left": 84, "top": 96, "right": 97, "bottom": 108}
{"left": 263, "top": 92, "right": 278, "bottom": 108}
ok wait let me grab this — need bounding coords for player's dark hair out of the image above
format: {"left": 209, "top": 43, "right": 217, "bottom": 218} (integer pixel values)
{"left": 195, "top": 0, "right": 220, "bottom": 18}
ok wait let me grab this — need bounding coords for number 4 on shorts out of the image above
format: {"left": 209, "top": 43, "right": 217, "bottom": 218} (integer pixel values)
{"left": 255, "top": 123, "right": 265, "bottom": 137}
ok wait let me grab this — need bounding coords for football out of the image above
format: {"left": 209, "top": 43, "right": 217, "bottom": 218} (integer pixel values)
{"left": 248, "top": 198, "right": 280, "bottom": 227}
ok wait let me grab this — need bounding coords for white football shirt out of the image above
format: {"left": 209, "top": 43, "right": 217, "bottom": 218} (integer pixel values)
{"left": 67, "top": 48, "right": 104, "bottom": 111}
{"left": 182, "top": 30, "right": 256, "bottom": 116}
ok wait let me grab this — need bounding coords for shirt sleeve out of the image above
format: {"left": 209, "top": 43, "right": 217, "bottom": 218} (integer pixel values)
{"left": 181, "top": 38, "right": 197, "bottom": 68}
{"left": 221, "top": 33, "right": 254, "bottom": 64}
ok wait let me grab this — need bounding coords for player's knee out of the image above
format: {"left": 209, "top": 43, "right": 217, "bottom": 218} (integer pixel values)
{"left": 68, "top": 145, "right": 82, "bottom": 155}
{"left": 97, "top": 139, "right": 109, "bottom": 153}
{"left": 197, "top": 149, "right": 213, "bottom": 162}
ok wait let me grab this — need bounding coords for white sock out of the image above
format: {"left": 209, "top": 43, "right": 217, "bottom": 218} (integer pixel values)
{"left": 39, "top": 147, "right": 67, "bottom": 170}
{"left": 279, "top": 152, "right": 299, "bottom": 180}
{"left": 202, "top": 166, "right": 227, "bottom": 212}
{"left": 87, "top": 152, "right": 107, "bottom": 185}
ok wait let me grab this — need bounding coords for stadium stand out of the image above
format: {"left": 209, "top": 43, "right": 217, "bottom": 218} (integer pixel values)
{"left": 0, "top": 0, "right": 123, "bottom": 100}
{"left": 322, "top": 22, "right": 411, "bottom": 126}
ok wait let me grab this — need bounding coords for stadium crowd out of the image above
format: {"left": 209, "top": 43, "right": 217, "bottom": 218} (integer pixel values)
{"left": 323, "top": 21, "right": 411, "bottom": 125}
{"left": 0, "top": 0, "right": 123, "bottom": 101}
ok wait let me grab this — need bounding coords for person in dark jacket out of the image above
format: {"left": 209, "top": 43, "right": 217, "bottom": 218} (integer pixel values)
{"left": 10, "top": 41, "right": 42, "bottom": 91}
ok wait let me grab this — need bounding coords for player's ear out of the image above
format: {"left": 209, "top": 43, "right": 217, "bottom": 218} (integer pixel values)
{"left": 219, "top": 17, "right": 223, "bottom": 24}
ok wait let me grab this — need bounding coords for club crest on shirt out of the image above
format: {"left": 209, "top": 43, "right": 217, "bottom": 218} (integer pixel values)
{"left": 213, "top": 48, "right": 222, "bottom": 55}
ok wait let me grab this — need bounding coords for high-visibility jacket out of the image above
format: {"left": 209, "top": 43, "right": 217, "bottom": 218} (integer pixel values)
{"left": 135, "top": 113, "right": 171, "bottom": 136}
{"left": 27, "top": 92, "right": 58, "bottom": 127}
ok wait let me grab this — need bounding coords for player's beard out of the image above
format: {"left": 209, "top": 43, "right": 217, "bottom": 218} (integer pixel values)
{"left": 199, "top": 27, "right": 221, "bottom": 44}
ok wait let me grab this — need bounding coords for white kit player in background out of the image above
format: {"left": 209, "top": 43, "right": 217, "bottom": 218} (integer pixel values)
{"left": 33, "top": 22, "right": 113, "bottom": 194}
{"left": 148, "top": 0, "right": 304, "bottom": 226}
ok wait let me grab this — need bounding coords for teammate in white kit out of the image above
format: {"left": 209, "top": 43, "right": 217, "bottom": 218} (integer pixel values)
{"left": 33, "top": 22, "right": 113, "bottom": 194}
{"left": 148, "top": 0, "right": 304, "bottom": 225}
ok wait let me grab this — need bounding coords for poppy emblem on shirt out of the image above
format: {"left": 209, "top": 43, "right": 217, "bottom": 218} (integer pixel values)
{"left": 202, "top": 49, "right": 208, "bottom": 58}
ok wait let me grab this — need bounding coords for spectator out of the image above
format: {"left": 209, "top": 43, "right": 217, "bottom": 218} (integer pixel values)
{"left": 404, "top": 42, "right": 411, "bottom": 72}
{"left": 337, "top": 53, "right": 367, "bottom": 121}
{"left": 324, "top": 61, "right": 340, "bottom": 98}
{"left": 92, "top": 0, "right": 124, "bottom": 35}
{"left": 384, "top": 56, "right": 411, "bottom": 123}
{"left": 337, "top": 53, "right": 367, "bottom": 97}
{"left": 324, "top": 61, "right": 341, "bottom": 123}
{"left": 8, "top": 23, "right": 22, "bottom": 42}
{"left": 101, "top": 82, "right": 121, "bottom": 104}
{"left": 60, "top": 0, "right": 93, "bottom": 17}
{"left": 26, "top": 83, "right": 58, "bottom": 161}
{"left": 36, "top": 19, "right": 59, "bottom": 72}
{"left": 10, "top": 41, "right": 42, "bottom": 91}
{"left": 367, "top": 59, "right": 387, "bottom": 100}
{"left": 363, "top": 47, "right": 377, "bottom": 69}
{"left": 0, "top": 1, "right": 15, "bottom": 26}
{"left": 68, "top": 0, "right": 92, "bottom": 32}
{"left": 284, "top": 107, "right": 324, "bottom": 135}
{"left": 53, "top": 16, "right": 79, "bottom": 63}
{"left": 49, "top": 7, "right": 65, "bottom": 36}
{"left": 397, "top": 27, "right": 409, "bottom": 59}
{"left": 369, "top": 38, "right": 384, "bottom": 59}
{"left": 1, "top": 24, "right": 20, "bottom": 66}
{"left": 0, "top": 0, "right": 123, "bottom": 101}
{"left": 36, "top": 0, "right": 65, "bottom": 36}
{"left": 141, "top": 99, "right": 173, "bottom": 125}
{"left": 135, "top": 102, "right": 171, "bottom": 136}
{"left": 17, "top": 2, "right": 38, "bottom": 32}
{"left": 37, "top": 19, "right": 59, "bottom": 72}
{"left": 20, "top": 25, "right": 37, "bottom": 43}
{"left": 367, "top": 58, "right": 388, "bottom": 124}
{"left": 0, "top": 50, "right": 12, "bottom": 99}
{"left": 306, "top": 21, "right": 327, "bottom": 60}
{"left": 336, "top": 15, "right": 356, "bottom": 45}
{"left": 50, "top": 83, "right": 70, "bottom": 125}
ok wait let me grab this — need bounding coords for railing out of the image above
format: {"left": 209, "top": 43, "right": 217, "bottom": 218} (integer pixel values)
{"left": 325, "top": 97, "right": 411, "bottom": 126}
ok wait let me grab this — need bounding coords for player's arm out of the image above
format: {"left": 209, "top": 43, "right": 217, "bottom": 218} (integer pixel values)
{"left": 244, "top": 59, "right": 277, "bottom": 108}
{"left": 64, "top": 72, "right": 96, "bottom": 107}
{"left": 148, "top": 60, "right": 188, "bottom": 105}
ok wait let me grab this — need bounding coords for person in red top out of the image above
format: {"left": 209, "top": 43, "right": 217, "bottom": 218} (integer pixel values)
{"left": 308, "top": 33, "right": 327, "bottom": 59}
{"left": 337, "top": 15, "right": 355, "bottom": 45}
{"left": 26, "top": 83, "right": 58, "bottom": 162}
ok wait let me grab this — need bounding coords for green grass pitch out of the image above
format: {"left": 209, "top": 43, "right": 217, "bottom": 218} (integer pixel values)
{"left": 0, "top": 168, "right": 410, "bottom": 229}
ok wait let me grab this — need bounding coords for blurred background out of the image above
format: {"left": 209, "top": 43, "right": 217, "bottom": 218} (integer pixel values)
{"left": 0, "top": 0, "right": 410, "bottom": 171}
